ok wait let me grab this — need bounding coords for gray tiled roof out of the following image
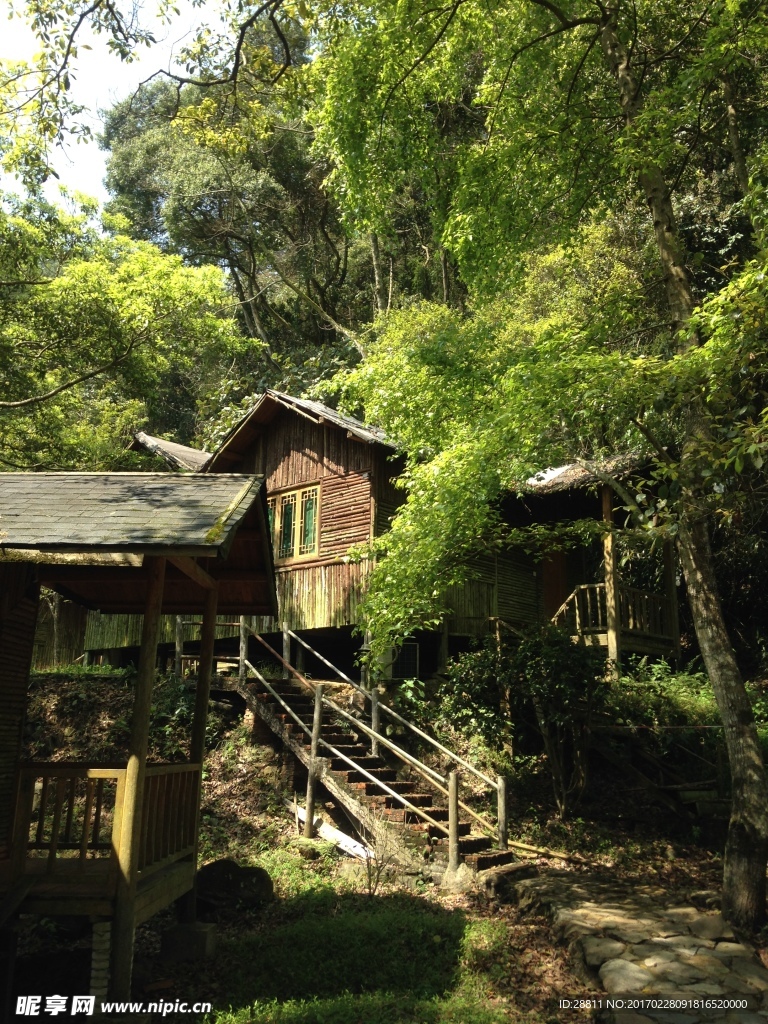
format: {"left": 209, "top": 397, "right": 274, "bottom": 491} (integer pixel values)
{"left": 0, "top": 473, "right": 262, "bottom": 554}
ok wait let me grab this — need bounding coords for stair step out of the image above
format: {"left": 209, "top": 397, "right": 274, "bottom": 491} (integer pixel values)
{"left": 341, "top": 767, "right": 398, "bottom": 784}
{"left": 431, "top": 834, "right": 492, "bottom": 854}
{"left": 385, "top": 793, "right": 433, "bottom": 807}
{"left": 368, "top": 780, "right": 417, "bottom": 795}
{"left": 331, "top": 755, "right": 386, "bottom": 771}
{"left": 463, "top": 849, "right": 521, "bottom": 873}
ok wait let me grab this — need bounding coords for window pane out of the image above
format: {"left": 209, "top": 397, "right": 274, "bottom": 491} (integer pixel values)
{"left": 278, "top": 493, "right": 296, "bottom": 558}
{"left": 299, "top": 488, "right": 318, "bottom": 555}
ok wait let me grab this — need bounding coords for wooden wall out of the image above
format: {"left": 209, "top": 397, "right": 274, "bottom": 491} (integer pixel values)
{"left": 446, "top": 552, "right": 542, "bottom": 636}
{"left": 0, "top": 564, "right": 40, "bottom": 857}
{"left": 32, "top": 596, "right": 88, "bottom": 669}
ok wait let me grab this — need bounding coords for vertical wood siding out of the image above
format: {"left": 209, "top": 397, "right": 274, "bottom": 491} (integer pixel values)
{"left": 0, "top": 564, "right": 40, "bottom": 856}
{"left": 32, "top": 598, "right": 88, "bottom": 669}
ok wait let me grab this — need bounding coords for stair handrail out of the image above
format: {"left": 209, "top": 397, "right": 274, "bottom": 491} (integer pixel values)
{"left": 243, "top": 658, "right": 449, "bottom": 836}
{"left": 327, "top": 700, "right": 446, "bottom": 787}
{"left": 284, "top": 628, "right": 498, "bottom": 792}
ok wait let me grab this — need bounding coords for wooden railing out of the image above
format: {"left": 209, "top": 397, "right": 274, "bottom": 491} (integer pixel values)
{"left": 552, "top": 583, "right": 675, "bottom": 642}
{"left": 138, "top": 764, "right": 200, "bottom": 877}
{"left": 12, "top": 762, "right": 200, "bottom": 883}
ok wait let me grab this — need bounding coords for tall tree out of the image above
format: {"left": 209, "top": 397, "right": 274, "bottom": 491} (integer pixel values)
{"left": 0, "top": 191, "right": 250, "bottom": 467}
{"left": 323, "top": 0, "right": 768, "bottom": 930}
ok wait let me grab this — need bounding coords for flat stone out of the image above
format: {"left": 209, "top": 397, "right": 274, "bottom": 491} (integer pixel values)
{"left": 724, "top": 1015, "right": 768, "bottom": 1024}
{"left": 665, "top": 906, "right": 702, "bottom": 925}
{"left": 687, "top": 952, "right": 731, "bottom": 976}
{"left": 680, "top": 980, "right": 728, "bottom": 996}
{"left": 599, "top": 957, "right": 656, "bottom": 994}
{"left": 714, "top": 941, "right": 754, "bottom": 958}
{"left": 722, "top": 975, "right": 760, "bottom": 996}
{"left": 651, "top": 959, "right": 708, "bottom": 984}
{"left": 652, "top": 934, "right": 715, "bottom": 955}
{"left": 642, "top": 952, "right": 678, "bottom": 969}
{"left": 581, "top": 935, "right": 626, "bottom": 967}
{"left": 611, "top": 928, "right": 653, "bottom": 944}
{"left": 689, "top": 913, "right": 735, "bottom": 941}
{"left": 731, "top": 959, "right": 768, "bottom": 991}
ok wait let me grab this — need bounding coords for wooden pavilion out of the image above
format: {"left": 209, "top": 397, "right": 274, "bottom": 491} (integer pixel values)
{"left": 0, "top": 472, "right": 276, "bottom": 1002}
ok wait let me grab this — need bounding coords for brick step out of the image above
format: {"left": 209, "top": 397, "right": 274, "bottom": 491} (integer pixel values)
{"left": 330, "top": 755, "right": 387, "bottom": 772}
{"left": 367, "top": 780, "right": 418, "bottom": 795}
{"left": 385, "top": 792, "right": 433, "bottom": 808}
{"left": 462, "top": 849, "right": 521, "bottom": 873}
{"left": 340, "top": 767, "right": 398, "bottom": 784}
{"left": 432, "top": 834, "right": 493, "bottom": 854}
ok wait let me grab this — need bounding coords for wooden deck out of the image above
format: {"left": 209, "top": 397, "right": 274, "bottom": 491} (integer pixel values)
{"left": 553, "top": 583, "right": 678, "bottom": 656}
{"left": 0, "top": 761, "right": 200, "bottom": 925}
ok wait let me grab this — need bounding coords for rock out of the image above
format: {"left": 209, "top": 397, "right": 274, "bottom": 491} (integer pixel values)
{"left": 441, "top": 863, "right": 476, "bottom": 893}
{"left": 714, "top": 941, "right": 755, "bottom": 959}
{"left": 689, "top": 913, "right": 734, "bottom": 941}
{"left": 610, "top": 928, "right": 651, "bottom": 944}
{"left": 477, "top": 861, "right": 538, "bottom": 898}
{"left": 686, "top": 952, "right": 732, "bottom": 976}
{"left": 682, "top": 980, "right": 728, "bottom": 996}
{"left": 651, "top": 959, "right": 708, "bottom": 985}
{"left": 599, "top": 957, "right": 655, "bottom": 993}
{"left": 581, "top": 935, "right": 626, "bottom": 967}
{"left": 731, "top": 959, "right": 768, "bottom": 991}
{"left": 196, "top": 858, "right": 274, "bottom": 919}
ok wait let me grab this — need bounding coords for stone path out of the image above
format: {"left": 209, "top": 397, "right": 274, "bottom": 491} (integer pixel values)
{"left": 512, "top": 871, "right": 768, "bottom": 1023}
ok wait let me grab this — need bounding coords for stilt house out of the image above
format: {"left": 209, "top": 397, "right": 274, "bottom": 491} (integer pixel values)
{"left": 96, "top": 391, "right": 679, "bottom": 674}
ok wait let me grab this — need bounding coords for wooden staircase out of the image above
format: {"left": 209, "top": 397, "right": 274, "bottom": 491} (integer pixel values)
{"left": 233, "top": 635, "right": 517, "bottom": 877}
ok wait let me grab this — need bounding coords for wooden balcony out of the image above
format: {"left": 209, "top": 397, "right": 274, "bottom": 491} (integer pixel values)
{"left": 1, "top": 761, "right": 200, "bottom": 924}
{"left": 553, "top": 583, "right": 678, "bottom": 656}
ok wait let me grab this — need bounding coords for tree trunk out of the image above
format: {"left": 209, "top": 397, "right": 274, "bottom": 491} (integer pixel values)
{"left": 599, "top": 13, "right": 768, "bottom": 929}
{"left": 370, "top": 232, "right": 388, "bottom": 313}
{"left": 677, "top": 517, "right": 768, "bottom": 931}
{"left": 723, "top": 76, "right": 750, "bottom": 197}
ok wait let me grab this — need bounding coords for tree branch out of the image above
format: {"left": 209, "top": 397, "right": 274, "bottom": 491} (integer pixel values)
{"left": 0, "top": 345, "right": 135, "bottom": 409}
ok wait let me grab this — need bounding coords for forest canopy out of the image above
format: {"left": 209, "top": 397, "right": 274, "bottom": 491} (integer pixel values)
{"left": 2, "top": 0, "right": 768, "bottom": 929}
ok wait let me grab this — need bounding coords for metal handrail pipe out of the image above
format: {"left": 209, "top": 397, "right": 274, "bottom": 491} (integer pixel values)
{"left": 326, "top": 700, "right": 446, "bottom": 786}
{"left": 375, "top": 702, "right": 498, "bottom": 790}
{"left": 286, "top": 629, "right": 360, "bottom": 688}
{"left": 244, "top": 660, "right": 312, "bottom": 738}
{"left": 264, "top": 628, "right": 497, "bottom": 793}
{"left": 244, "top": 661, "right": 449, "bottom": 836}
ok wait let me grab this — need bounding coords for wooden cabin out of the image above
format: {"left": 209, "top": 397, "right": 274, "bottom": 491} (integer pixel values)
{"left": 115, "top": 393, "right": 679, "bottom": 674}
{"left": 0, "top": 472, "right": 276, "bottom": 1004}
{"left": 122, "top": 392, "right": 542, "bottom": 676}
{"left": 521, "top": 464, "right": 680, "bottom": 662}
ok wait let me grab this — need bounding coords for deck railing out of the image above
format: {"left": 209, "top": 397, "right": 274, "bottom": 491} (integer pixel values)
{"left": 552, "top": 583, "right": 675, "bottom": 642}
{"left": 12, "top": 762, "right": 200, "bottom": 882}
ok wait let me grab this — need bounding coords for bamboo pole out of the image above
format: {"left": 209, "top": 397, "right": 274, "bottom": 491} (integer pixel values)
{"left": 497, "top": 776, "right": 508, "bottom": 850}
{"left": 602, "top": 486, "right": 621, "bottom": 667}
{"left": 304, "top": 684, "right": 324, "bottom": 839}
{"left": 238, "top": 614, "right": 248, "bottom": 688}
{"left": 448, "top": 772, "right": 460, "bottom": 872}
{"left": 282, "top": 621, "right": 291, "bottom": 679}
{"left": 174, "top": 615, "right": 183, "bottom": 678}
{"left": 111, "top": 556, "right": 165, "bottom": 1000}
{"left": 370, "top": 688, "right": 380, "bottom": 757}
{"left": 191, "top": 587, "right": 219, "bottom": 766}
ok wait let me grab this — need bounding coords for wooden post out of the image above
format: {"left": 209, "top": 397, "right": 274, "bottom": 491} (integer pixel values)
{"left": 111, "top": 556, "right": 165, "bottom": 1000}
{"left": 304, "top": 684, "right": 324, "bottom": 839}
{"left": 370, "top": 687, "right": 380, "bottom": 757}
{"left": 497, "top": 776, "right": 508, "bottom": 850}
{"left": 191, "top": 587, "right": 219, "bottom": 766}
{"left": 174, "top": 615, "right": 184, "bottom": 678}
{"left": 602, "top": 486, "right": 621, "bottom": 668}
{"left": 447, "top": 771, "right": 460, "bottom": 872}
{"left": 282, "top": 621, "right": 290, "bottom": 679}
{"left": 239, "top": 614, "right": 248, "bottom": 687}
{"left": 663, "top": 539, "right": 681, "bottom": 662}
{"left": 175, "top": 585, "right": 220, "bottom": 926}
